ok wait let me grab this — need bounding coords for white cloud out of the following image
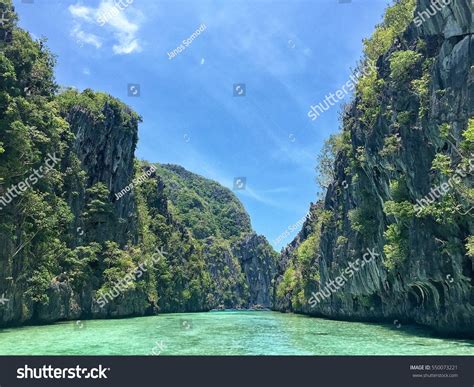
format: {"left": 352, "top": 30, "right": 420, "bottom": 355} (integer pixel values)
{"left": 71, "top": 24, "right": 102, "bottom": 48}
{"left": 113, "top": 37, "right": 140, "bottom": 55}
{"left": 69, "top": 4, "right": 94, "bottom": 22}
{"left": 68, "top": 0, "right": 142, "bottom": 55}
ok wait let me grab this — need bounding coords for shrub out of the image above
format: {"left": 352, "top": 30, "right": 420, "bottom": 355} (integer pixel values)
{"left": 384, "top": 200, "right": 415, "bottom": 220}
{"left": 82, "top": 182, "right": 115, "bottom": 240}
{"left": 411, "top": 59, "right": 433, "bottom": 117}
{"left": 363, "top": 0, "right": 416, "bottom": 61}
{"left": 383, "top": 223, "right": 408, "bottom": 271}
{"left": 319, "top": 210, "right": 334, "bottom": 227}
{"left": 101, "top": 242, "right": 136, "bottom": 284}
{"left": 296, "top": 234, "right": 318, "bottom": 266}
{"left": 439, "top": 123, "right": 451, "bottom": 139}
{"left": 390, "top": 50, "right": 422, "bottom": 82}
{"left": 336, "top": 236, "right": 348, "bottom": 246}
{"left": 431, "top": 154, "right": 452, "bottom": 175}
{"left": 462, "top": 118, "right": 474, "bottom": 142}
{"left": 414, "top": 194, "right": 459, "bottom": 224}
{"left": 389, "top": 178, "right": 409, "bottom": 201}
{"left": 356, "top": 69, "right": 385, "bottom": 128}
{"left": 379, "top": 134, "right": 401, "bottom": 157}
{"left": 57, "top": 89, "right": 141, "bottom": 127}
{"left": 363, "top": 27, "right": 395, "bottom": 61}
{"left": 316, "top": 132, "right": 351, "bottom": 190}
{"left": 348, "top": 206, "right": 378, "bottom": 238}
{"left": 25, "top": 268, "right": 53, "bottom": 304}
{"left": 466, "top": 236, "right": 474, "bottom": 257}
{"left": 396, "top": 111, "right": 412, "bottom": 127}
{"left": 355, "top": 146, "right": 367, "bottom": 163}
{"left": 276, "top": 266, "right": 298, "bottom": 299}
{"left": 383, "top": 0, "right": 417, "bottom": 36}
{"left": 295, "top": 289, "right": 306, "bottom": 308}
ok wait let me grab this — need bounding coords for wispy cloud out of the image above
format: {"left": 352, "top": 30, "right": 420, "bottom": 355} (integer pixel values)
{"left": 195, "top": 163, "right": 296, "bottom": 210}
{"left": 193, "top": 2, "right": 313, "bottom": 78}
{"left": 260, "top": 187, "right": 293, "bottom": 194}
{"left": 235, "top": 186, "right": 283, "bottom": 208}
{"left": 68, "top": 0, "right": 142, "bottom": 54}
{"left": 69, "top": 4, "right": 94, "bottom": 21}
{"left": 147, "top": 136, "right": 294, "bottom": 211}
{"left": 71, "top": 23, "right": 102, "bottom": 48}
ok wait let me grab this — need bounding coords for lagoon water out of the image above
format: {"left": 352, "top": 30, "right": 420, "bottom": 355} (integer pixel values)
{"left": 0, "top": 311, "right": 472, "bottom": 355}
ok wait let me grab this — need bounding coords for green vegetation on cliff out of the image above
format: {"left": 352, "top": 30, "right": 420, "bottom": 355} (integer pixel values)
{"left": 275, "top": 0, "right": 474, "bottom": 337}
{"left": 0, "top": 0, "right": 276, "bottom": 327}
{"left": 153, "top": 164, "right": 252, "bottom": 240}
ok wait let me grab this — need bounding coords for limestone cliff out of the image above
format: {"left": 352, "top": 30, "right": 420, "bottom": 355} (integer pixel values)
{"left": 275, "top": 0, "right": 473, "bottom": 338}
{"left": 0, "top": 1, "right": 277, "bottom": 326}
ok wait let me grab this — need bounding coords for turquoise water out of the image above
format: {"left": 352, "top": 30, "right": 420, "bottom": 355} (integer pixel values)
{"left": 0, "top": 311, "right": 472, "bottom": 355}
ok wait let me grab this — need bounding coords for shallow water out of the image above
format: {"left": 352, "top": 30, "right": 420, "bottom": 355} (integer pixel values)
{"left": 0, "top": 311, "right": 472, "bottom": 355}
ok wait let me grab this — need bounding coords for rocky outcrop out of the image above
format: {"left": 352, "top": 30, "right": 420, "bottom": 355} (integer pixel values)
{"left": 202, "top": 237, "right": 249, "bottom": 309}
{"left": 65, "top": 100, "right": 140, "bottom": 246}
{"left": 0, "top": 84, "right": 278, "bottom": 327}
{"left": 275, "top": 0, "right": 473, "bottom": 338}
{"left": 232, "top": 233, "right": 277, "bottom": 307}
{"left": 0, "top": 0, "right": 279, "bottom": 327}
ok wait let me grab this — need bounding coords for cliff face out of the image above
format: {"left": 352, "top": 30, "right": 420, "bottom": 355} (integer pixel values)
{"left": 231, "top": 233, "right": 277, "bottom": 307}
{"left": 0, "top": 88, "right": 277, "bottom": 326}
{"left": 275, "top": 0, "right": 473, "bottom": 337}
{"left": 0, "top": 0, "right": 277, "bottom": 326}
{"left": 0, "top": 86, "right": 151, "bottom": 325}
{"left": 65, "top": 97, "right": 140, "bottom": 247}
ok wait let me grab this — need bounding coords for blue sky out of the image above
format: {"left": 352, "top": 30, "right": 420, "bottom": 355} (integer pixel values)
{"left": 14, "top": 0, "right": 388, "bottom": 250}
